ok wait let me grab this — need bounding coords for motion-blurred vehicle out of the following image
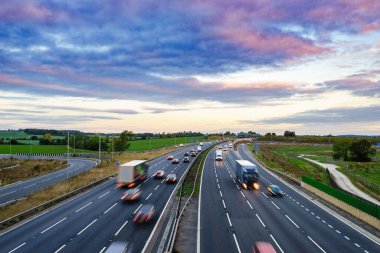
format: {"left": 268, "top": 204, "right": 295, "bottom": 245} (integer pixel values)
{"left": 172, "top": 158, "right": 179, "bottom": 164}
{"left": 105, "top": 241, "right": 133, "bottom": 253}
{"left": 121, "top": 188, "right": 142, "bottom": 201}
{"left": 267, "top": 184, "right": 284, "bottom": 197}
{"left": 235, "top": 160, "right": 259, "bottom": 190}
{"left": 197, "top": 145, "right": 202, "bottom": 152}
{"left": 184, "top": 152, "right": 189, "bottom": 156}
{"left": 191, "top": 151, "right": 197, "bottom": 157}
{"left": 229, "top": 143, "right": 233, "bottom": 148}
{"left": 183, "top": 157, "right": 190, "bottom": 163}
{"left": 133, "top": 204, "right": 155, "bottom": 224}
{"left": 117, "top": 160, "right": 148, "bottom": 188}
{"left": 166, "top": 174, "right": 177, "bottom": 183}
{"left": 252, "top": 241, "right": 277, "bottom": 253}
{"left": 215, "top": 149, "right": 223, "bottom": 161}
{"left": 153, "top": 170, "right": 165, "bottom": 179}
{"left": 167, "top": 155, "right": 174, "bottom": 160}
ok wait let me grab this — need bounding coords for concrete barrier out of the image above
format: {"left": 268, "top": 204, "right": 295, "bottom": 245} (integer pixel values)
{"left": 302, "top": 182, "right": 380, "bottom": 230}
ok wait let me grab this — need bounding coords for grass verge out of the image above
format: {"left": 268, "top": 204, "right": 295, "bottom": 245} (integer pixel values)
{"left": 0, "top": 148, "right": 176, "bottom": 223}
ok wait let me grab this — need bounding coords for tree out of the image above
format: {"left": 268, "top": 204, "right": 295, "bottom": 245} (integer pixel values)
{"left": 114, "top": 130, "right": 134, "bottom": 151}
{"left": 43, "top": 133, "right": 52, "bottom": 142}
{"left": 349, "top": 139, "right": 376, "bottom": 162}
{"left": 332, "top": 139, "right": 351, "bottom": 160}
{"left": 284, "top": 131, "right": 295, "bottom": 137}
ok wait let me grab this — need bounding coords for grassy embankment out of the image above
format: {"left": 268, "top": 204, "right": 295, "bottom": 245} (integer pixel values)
{"left": 254, "top": 144, "right": 380, "bottom": 199}
{"left": 0, "top": 159, "right": 68, "bottom": 186}
{"left": 0, "top": 147, "right": 176, "bottom": 222}
{"left": 127, "top": 136, "right": 204, "bottom": 151}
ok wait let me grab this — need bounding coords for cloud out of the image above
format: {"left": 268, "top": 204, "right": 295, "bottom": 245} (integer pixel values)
{"left": 239, "top": 105, "right": 380, "bottom": 125}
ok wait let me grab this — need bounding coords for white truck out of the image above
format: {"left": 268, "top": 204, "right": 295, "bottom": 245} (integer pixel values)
{"left": 117, "top": 160, "right": 148, "bottom": 188}
{"left": 215, "top": 149, "right": 223, "bottom": 161}
{"left": 197, "top": 145, "right": 202, "bottom": 152}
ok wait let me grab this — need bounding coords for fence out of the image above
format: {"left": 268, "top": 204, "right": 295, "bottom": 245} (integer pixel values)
{"left": 302, "top": 176, "right": 379, "bottom": 219}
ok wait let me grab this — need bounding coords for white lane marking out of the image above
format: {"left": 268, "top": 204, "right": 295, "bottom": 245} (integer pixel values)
{"left": 336, "top": 230, "right": 341, "bottom": 234}
{"left": 301, "top": 205, "right": 304, "bottom": 208}
{"left": 104, "top": 203, "right": 118, "bottom": 214}
{"left": 322, "top": 220, "right": 326, "bottom": 223}
{"left": 232, "top": 179, "right": 236, "bottom": 183}
{"left": 311, "top": 212, "right": 315, "bottom": 215}
{"left": 8, "top": 242, "right": 26, "bottom": 253}
{"left": 285, "top": 215, "right": 299, "bottom": 228}
{"left": 54, "top": 244, "right": 66, "bottom": 253}
{"left": 99, "top": 247, "right": 107, "bottom": 253}
{"left": 354, "top": 243, "right": 360, "bottom": 248}
{"left": 328, "top": 224, "right": 333, "bottom": 228}
{"left": 261, "top": 192, "right": 268, "bottom": 198}
{"left": 247, "top": 200, "right": 253, "bottom": 209}
{"left": 146, "top": 193, "right": 152, "bottom": 200}
{"left": 364, "top": 250, "right": 369, "bottom": 253}
{"left": 219, "top": 190, "right": 223, "bottom": 198}
{"left": 113, "top": 186, "right": 118, "bottom": 189}
{"left": 270, "top": 234, "right": 284, "bottom": 253}
{"left": 23, "top": 183, "right": 37, "bottom": 189}
{"left": 345, "top": 236, "right": 350, "bottom": 240}
{"left": 316, "top": 216, "right": 320, "bottom": 219}
{"left": 216, "top": 178, "right": 219, "bottom": 183}
{"left": 75, "top": 202, "right": 93, "bottom": 213}
{"left": 77, "top": 219, "right": 97, "bottom": 235}
{"left": 256, "top": 213, "right": 266, "bottom": 227}
{"left": 235, "top": 184, "right": 240, "bottom": 190}
{"left": 308, "top": 236, "right": 326, "bottom": 253}
{"left": 306, "top": 208, "right": 309, "bottom": 211}
{"left": 296, "top": 201, "right": 299, "bottom": 205}
{"left": 0, "top": 190, "right": 16, "bottom": 197}
{"left": 217, "top": 184, "right": 220, "bottom": 189}
{"left": 134, "top": 204, "right": 142, "bottom": 214}
{"left": 161, "top": 179, "right": 165, "bottom": 183}
{"left": 144, "top": 178, "right": 150, "bottom": 183}
{"left": 154, "top": 185, "right": 160, "bottom": 191}
{"left": 226, "top": 213, "right": 232, "bottom": 227}
{"left": 41, "top": 217, "right": 67, "bottom": 233}
{"left": 240, "top": 191, "right": 245, "bottom": 197}
{"left": 222, "top": 199, "right": 226, "bottom": 209}
{"left": 115, "top": 220, "right": 129, "bottom": 236}
{"left": 41, "top": 178, "right": 51, "bottom": 183}
{"left": 98, "top": 191, "right": 110, "bottom": 199}
{"left": 232, "top": 233, "right": 242, "bottom": 253}
{"left": 271, "top": 201, "right": 280, "bottom": 210}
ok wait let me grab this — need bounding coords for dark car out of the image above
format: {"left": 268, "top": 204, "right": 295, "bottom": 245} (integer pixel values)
{"left": 166, "top": 173, "right": 177, "bottom": 183}
{"left": 105, "top": 241, "right": 133, "bottom": 253}
{"left": 183, "top": 157, "right": 189, "bottom": 163}
{"left": 172, "top": 158, "right": 179, "bottom": 164}
{"left": 133, "top": 204, "right": 155, "bottom": 224}
{"left": 121, "top": 188, "right": 142, "bottom": 201}
{"left": 184, "top": 152, "right": 189, "bottom": 156}
{"left": 153, "top": 170, "right": 165, "bottom": 179}
{"left": 167, "top": 155, "right": 174, "bottom": 160}
{"left": 267, "top": 184, "right": 284, "bottom": 197}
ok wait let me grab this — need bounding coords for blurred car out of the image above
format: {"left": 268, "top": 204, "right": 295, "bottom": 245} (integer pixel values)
{"left": 121, "top": 188, "right": 142, "bottom": 201}
{"left": 229, "top": 143, "right": 233, "bottom": 148}
{"left": 166, "top": 174, "right": 177, "bottom": 183}
{"left": 105, "top": 241, "right": 133, "bottom": 253}
{"left": 133, "top": 204, "right": 155, "bottom": 224}
{"left": 223, "top": 147, "right": 228, "bottom": 151}
{"left": 267, "top": 184, "right": 284, "bottom": 197}
{"left": 252, "top": 241, "right": 277, "bottom": 253}
{"left": 172, "top": 158, "right": 179, "bottom": 164}
{"left": 184, "top": 152, "right": 189, "bottom": 156}
{"left": 183, "top": 157, "right": 190, "bottom": 163}
{"left": 167, "top": 155, "right": 174, "bottom": 160}
{"left": 191, "top": 151, "right": 197, "bottom": 157}
{"left": 153, "top": 170, "right": 165, "bottom": 179}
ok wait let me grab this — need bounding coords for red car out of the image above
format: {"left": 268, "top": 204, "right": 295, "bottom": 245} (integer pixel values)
{"left": 153, "top": 170, "right": 165, "bottom": 179}
{"left": 121, "top": 188, "right": 142, "bottom": 201}
{"left": 166, "top": 174, "right": 177, "bottom": 183}
{"left": 252, "top": 242, "right": 277, "bottom": 253}
{"left": 167, "top": 155, "right": 174, "bottom": 160}
{"left": 133, "top": 204, "right": 155, "bottom": 224}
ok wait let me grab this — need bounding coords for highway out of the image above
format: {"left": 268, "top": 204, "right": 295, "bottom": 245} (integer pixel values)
{"left": 199, "top": 144, "right": 380, "bottom": 253}
{"left": 0, "top": 144, "right": 211, "bottom": 253}
{"left": 0, "top": 158, "right": 98, "bottom": 207}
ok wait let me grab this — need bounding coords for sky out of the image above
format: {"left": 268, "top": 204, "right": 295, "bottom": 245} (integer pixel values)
{"left": 1, "top": 0, "right": 380, "bottom": 135}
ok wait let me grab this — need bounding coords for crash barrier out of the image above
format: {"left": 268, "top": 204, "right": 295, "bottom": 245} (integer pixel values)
{"left": 302, "top": 176, "right": 380, "bottom": 229}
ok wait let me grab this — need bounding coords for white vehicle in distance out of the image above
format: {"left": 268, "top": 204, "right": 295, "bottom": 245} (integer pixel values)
{"left": 215, "top": 149, "right": 223, "bottom": 161}
{"left": 197, "top": 145, "right": 202, "bottom": 152}
{"left": 223, "top": 145, "right": 228, "bottom": 151}
{"left": 199, "top": 142, "right": 203, "bottom": 146}
{"left": 179, "top": 143, "right": 184, "bottom": 147}
{"left": 229, "top": 143, "right": 233, "bottom": 148}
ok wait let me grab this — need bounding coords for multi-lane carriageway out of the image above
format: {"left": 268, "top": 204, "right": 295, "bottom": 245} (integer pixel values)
{"left": 200, "top": 144, "right": 380, "bottom": 253}
{"left": 0, "top": 143, "right": 211, "bottom": 253}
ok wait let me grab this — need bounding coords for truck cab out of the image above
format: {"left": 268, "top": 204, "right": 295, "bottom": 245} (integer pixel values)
{"left": 235, "top": 160, "right": 259, "bottom": 189}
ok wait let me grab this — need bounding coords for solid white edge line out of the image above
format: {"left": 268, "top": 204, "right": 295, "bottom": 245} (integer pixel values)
{"left": 41, "top": 217, "right": 67, "bottom": 234}
{"left": 285, "top": 215, "right": 300, "bottom": 228}
{"left": 241, "top": 144, "right": 380, "bottom": 246}
{"left": 8, "top": 242, "right": 26, "bottom": 253}
{"left": 115, "top": 220, "right": 129, "bottom": 236}
{"left": 232, "top": 233, "right": 242, "bottom": 253}
{"left": 133, "top": 204, "right": 143, "bottom": 214}
{"left": 270, "top": 234, "right": 284, "bottom": 253}
{"left": 75, "top": 202, "right": 93, "bottom": 213}
{"left": 255, "top": 213, "right": 266, "bottom": 227}
{"left": 77, "top": 219, "right": 97, "bottom": 235}
{"left": 308, "top": 236, "right": 326, "bottom": 253}
{"left": 54, "top": 244, "right": 66, "bottom": 253}
{"left": 226, "top": 213, "right": 232, "bottom": 227}
{"left": 104, "top": 203, "right": 118, "bottom": 214}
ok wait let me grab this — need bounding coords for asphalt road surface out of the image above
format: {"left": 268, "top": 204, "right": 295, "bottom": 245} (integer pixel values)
{"left": 199, "top": 144, "right": 380, "bottom": 253}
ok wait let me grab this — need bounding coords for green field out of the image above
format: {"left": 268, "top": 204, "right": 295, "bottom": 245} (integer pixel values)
{"left": 0, "top": 145, "right": 90, "bottom": 154}
{"left": 127, "top": 136, "right": 204, "bottom": 151}
{"left": 0, "top": 131, "right": 66, "bottom": 141}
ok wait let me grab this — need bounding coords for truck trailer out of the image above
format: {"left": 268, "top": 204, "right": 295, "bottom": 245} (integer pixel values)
{"left": 215, "top": 149, "right": 223, "bottom": 161}
{"left": 235, "top": 160, "right": 259, "bottom": 189}
{"left": 118, "top": 160, "right": 148, "bottom": 188}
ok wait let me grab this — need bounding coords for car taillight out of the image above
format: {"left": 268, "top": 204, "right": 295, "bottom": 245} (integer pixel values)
{"left": 133, "top": 211, "right": 141, "bottom": 222}
{"left": 166, "top": 178, "right": 169, "bottom": 182}
{"left": 173, "top": 178, "right": 176, "bottom": 182}
{"left": 146, "top": 211, "right": 153, "bottom": 221}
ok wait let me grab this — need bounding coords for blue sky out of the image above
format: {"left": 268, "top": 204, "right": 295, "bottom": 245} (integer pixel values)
{"left": 1, "top": 0, "right": 379, "bottom": 134}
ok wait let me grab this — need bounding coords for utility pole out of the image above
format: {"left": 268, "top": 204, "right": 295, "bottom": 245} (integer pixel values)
{"left": 9, "top": 133, "right": 12, "bottom": 156}
{"left": 67, "top": 130, "right": 69, "bottom": 186}
{"left": 73, "top": 134, "right": 76, "bottom": 155}
{"left": 111, "top": 136, "right": 114, "bottom": 161}
{"left": 98, "top": 133, "right": 101, "bottom": 161}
